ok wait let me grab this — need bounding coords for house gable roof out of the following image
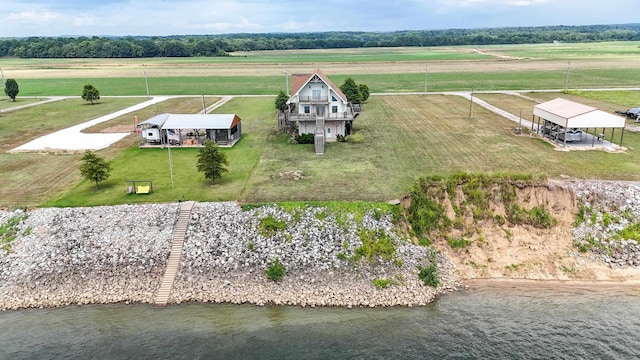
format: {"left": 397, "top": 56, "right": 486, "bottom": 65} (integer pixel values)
{"left": 289, "top": 69, "right": 348, "bottom": 103}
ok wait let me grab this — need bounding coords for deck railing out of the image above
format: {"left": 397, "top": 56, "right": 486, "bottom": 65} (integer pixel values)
{"left": 287, "top": 111, "right": 354, "bottom": 122}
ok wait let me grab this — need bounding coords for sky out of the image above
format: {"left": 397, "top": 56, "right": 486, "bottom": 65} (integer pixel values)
{"left": 0, "top": 0, "right": 638, "bottom": 37}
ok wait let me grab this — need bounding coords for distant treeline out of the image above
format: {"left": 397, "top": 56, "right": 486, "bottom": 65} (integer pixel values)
{"left": 1, "top": 24, "right": 639, "bottom": 59}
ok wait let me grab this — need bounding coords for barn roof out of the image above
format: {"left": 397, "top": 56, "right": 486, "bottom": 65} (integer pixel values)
{"left": 161, "top": 114, "right": 241, "bottom": 130}
{"left": 534, "top": 98, "right": 625, "bottom": 128}
{"left": 289, "top": 69, "right": 348, "bottom": 103}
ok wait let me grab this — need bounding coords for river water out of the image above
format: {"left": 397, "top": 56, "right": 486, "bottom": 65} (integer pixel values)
{"left": 2, "top": 282, "right": 639, "bottom": 359}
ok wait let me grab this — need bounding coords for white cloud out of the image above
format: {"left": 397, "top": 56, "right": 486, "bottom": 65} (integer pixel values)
{"left": 8, "top": 10, "right": 60, "bottom": 23}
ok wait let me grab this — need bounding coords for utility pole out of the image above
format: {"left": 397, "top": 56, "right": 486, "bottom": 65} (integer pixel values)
{"left": 469, "top": 87, "right": 474, "bottom": 119}
{"left": 564, "top": 61, "right": 571, "bottom": 91}
{"left": 143, "top": 70, "right": 150, "bottom": 98}
{"left": 424, "top": 64, "right": 429, "bottom": 94}
{"left": 284, "top": 70, "right": 289, "bottom": 96}
{"left": 0, "top": 68, "right": 7, "bottom": 100}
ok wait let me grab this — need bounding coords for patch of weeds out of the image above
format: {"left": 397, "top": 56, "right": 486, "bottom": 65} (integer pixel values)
{"left": 574, "top": 203, "right": 587, "bottom": 226}
{"left": 259, "top": 215, "right": 287, "bottom": 238}
{"left": 352, "top": 229, "right": 396, "bottom": 263}
{"left": 494, "top": 214, "right": 506, "bottom": 226}
{"left": 502, "top": 228, "right": 513, "bottom": 241}
{"left": 447, "top": 236, "right": 472, "bottom": 249}
{"left": 247, "top": 242, "right": 255, "bottom": 251}
{"left": 507, "top": 204, "right": 557, "bottom": 229}
{"left": 372, "top": 278, "right": 398, "bottom": 289}
{"left": 505, "top": 264, "right": 520, "bottom": 271}
{"left": 418, "top": 237, "right": 432, "bottom": 246}
{"left": 590, "top": 212, "right": 598, "bottom": 225}
{"left": 0, "top": 212, "right": 28, "bottom": 253}
{"left": 336, "top": 252, "right": 348, "bottom": 261}
{"left": 602, "top": 212, "right": 611, "bottom": 228}
{"left": 614, "top": 222, "right": 640, "bottom": 242}
{"left": 266, "top": 258, "right": 284, "bottom": 282}
{"left": 22, "top": 227, "right": 32, "bottom": 236}
{"left": 418, "top": 262, "right": 439, "bottom": 287}
{"left": 314, "top": 210, "right": 329, "bottom": 221}
{"left": 561, "top": 265, "right": 575, "bottom": 273}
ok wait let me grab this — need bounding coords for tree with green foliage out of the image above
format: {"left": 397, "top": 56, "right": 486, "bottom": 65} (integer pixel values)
{"left": 196, "top": 139, "right": 228, "bottom": 183}
{"left": 339, "top": 77, "right": 362, "bottom": 104}
{"left": 275, "top": 90, "right": 289, "bottom": 111}
{"left": 4, "top": 79, "right": 19, "bottom": 101}
{"left": 79, "top": 150, "right": 112, "bottom": 189}
{"left": 358, "top": 84, "right": 370, "bottom": 102}
{"left": 81, "top": 84, "right": 100, "bottom": 104}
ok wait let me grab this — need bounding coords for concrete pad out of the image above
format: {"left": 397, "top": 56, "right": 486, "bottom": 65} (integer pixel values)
{"left": 11, "top": 96, "right": 171, "bottom": 152}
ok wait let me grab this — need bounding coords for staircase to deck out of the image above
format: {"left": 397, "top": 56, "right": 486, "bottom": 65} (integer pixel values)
{"left": 154, "top": 200, "right": 195, "bottom": 307}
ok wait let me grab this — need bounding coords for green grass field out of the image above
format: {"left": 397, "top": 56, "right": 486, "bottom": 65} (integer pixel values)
{"left": 12, "top": 68, "right": 640, "bottom": 96}
{"left": 1, "top": 43, "right": 640, "bottom": 208}
{"left": 41, "top": 92, "right": 640, "bottom": 207}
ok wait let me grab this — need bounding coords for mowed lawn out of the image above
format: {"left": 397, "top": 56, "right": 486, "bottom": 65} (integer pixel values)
{"left": 243, "top": 93, "right": 640, "bottom": 203}
{"left": 14, "top": 92, "right": 640, "bottom": 207}
{"left": 0, "top": 97, "right": 147, "bottom": 208}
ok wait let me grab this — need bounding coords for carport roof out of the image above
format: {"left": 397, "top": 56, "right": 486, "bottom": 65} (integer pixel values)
{"left": 139, "top": 113, "right": 241, "bottom": 130}
{"left": 534, "top": 98, "right": 625, "bottom": 128}
{"left": 162, "top": 114, "right": 240, "bottom": 130}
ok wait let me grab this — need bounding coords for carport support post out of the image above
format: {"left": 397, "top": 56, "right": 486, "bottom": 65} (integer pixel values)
{"left": 620, "top": 127, "right": 625, "bottom": 147}
{"left": 611, "top": 128, "right": 615, "bottom": 143}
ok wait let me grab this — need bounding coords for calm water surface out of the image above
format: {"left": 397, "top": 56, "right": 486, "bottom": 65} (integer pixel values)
{"left": 2, "top": 284, "right": 639, "bottom": 359}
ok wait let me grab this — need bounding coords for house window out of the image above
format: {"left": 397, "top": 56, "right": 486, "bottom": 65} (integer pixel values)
{"left": 312, "top": 89, "right": 321, "bottom": 101}
{"left": 327, "top": 128, "right": 331, "bottom": 134}
{"left": 304, "top": 106, "right": 310, "bottom": 114}
{"left": 331, "top": 95, "right": 337, "bottom": 102}
{"left": 332, "top": 106, "right": 338, "bottom": 113}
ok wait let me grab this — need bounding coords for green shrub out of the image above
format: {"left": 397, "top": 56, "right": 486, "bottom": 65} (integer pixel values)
{"left": 346, "top": 133, "right": 363, "bottom": 143}
{"left": 294, "top": 133, "right": 314, "bottom": 144}
{"left": 602, "top": 212, "right": 611, "bottom": 228}
{"left": 259, "top": 215, "right": 287, "bottom": 237}
{"left": 266, "top": 258, "right": 284, "bottom": 281}
{"left": 418, "top": 262, "right": 439, "bottom": 287}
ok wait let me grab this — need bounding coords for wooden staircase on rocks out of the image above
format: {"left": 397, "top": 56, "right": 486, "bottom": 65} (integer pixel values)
{"left": 154, "top": 200, "right": 195, "bottom": 307}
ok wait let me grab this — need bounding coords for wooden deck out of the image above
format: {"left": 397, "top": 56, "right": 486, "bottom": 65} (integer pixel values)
{"left": 154, "top": 200, "right": 195, "bottom": 307}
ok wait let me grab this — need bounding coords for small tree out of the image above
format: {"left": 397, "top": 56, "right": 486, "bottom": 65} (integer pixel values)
{"left": 4, "top": 79, "right": 19, "bottom": 101}
{"left": 80, "top": 150, "right": 111, "bottom": 189}
{"left": 197, "top": 139, "right": 228, "bottom": 183}
{"left": 275, "top": 90, "right": 289, "bottom": 112}
{"left": 339, "top": 77, "right": 362, "bottom": 104}
{"left": 82, "top": 84, "right": 100, "bottom": 104}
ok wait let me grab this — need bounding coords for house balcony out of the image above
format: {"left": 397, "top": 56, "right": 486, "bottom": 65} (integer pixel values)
{"left": 287, "top": 110, "right": 354, "bottom": 122}
{"left": 298, "top": 96, "right": 329, "bottom": 103}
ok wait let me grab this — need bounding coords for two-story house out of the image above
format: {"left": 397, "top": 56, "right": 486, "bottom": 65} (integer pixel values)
{"left": 282, "top": 69, "right": 356, "bottom": 153}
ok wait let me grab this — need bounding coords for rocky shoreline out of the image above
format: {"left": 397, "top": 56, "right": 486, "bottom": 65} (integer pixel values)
{"left": 0, "top": 202, "right": 459, "bottom": 311}
{"left": 2, "top": 180, "right": 639, "bottom": 311}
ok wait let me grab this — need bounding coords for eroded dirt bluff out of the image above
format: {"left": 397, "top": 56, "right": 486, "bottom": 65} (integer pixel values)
{"left": 410, "top": 180, "right": 640, "bottom": 282}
